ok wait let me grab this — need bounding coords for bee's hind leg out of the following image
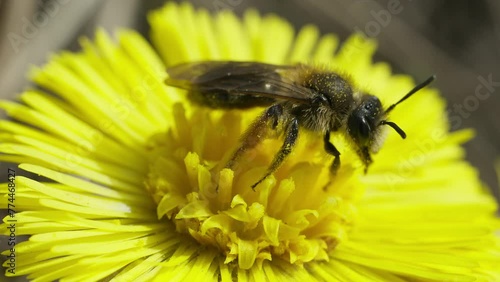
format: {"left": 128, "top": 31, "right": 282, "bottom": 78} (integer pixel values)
{"left": 225, "top": 104, "right": 283, "bottom": 172}
{"left": 250, "top": 117, "right": 299, "bottom": 190}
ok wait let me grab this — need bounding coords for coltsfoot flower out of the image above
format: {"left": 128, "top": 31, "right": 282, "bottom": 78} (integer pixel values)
{"left": 1, "top": 2, "right": 499, "bottom": 281}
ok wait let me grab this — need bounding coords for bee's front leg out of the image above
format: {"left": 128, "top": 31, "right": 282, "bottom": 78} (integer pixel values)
{"left": 360, "top": 147, "right": 373, "bottom": 174}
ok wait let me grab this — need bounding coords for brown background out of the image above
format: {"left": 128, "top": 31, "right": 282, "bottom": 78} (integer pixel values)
{"left": 0, "top": 0, "right": 499, "bottom": 281}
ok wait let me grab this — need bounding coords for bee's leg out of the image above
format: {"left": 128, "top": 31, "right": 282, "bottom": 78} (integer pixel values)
{"left": 360, "top": 147, "right": 372, "bottom": 174}
{"left": 323, "top": 131, "right": 341, "bottom": 175}
{"left": 225, "top": 104, "right": 283, "bottom": 170}
{"left": 251, "top": 117, "right": 299, "bottom": 190}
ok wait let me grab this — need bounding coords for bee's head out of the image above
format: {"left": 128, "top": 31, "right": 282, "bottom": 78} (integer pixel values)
{"left": 347, "top": 95, "right": 405, "bottom": 169}
{"left": 347, "top": 75, "right": 436, "bottom": 172}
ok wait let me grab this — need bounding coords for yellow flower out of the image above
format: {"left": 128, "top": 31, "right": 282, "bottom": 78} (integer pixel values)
{"left": 1, "top": 2, "right": 499, "bottom": 281}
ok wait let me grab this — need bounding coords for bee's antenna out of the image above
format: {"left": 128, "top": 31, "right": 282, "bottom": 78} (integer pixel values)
{"left": 384, "top": 75, "right": 436, "bottom": 114}
{"left": 379, "top": 120, "right": 406, "bottom": 139}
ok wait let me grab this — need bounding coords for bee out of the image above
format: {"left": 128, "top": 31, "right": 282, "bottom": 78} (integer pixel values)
{"left": 166, "top": 61, "right": 435, "bottom": 189}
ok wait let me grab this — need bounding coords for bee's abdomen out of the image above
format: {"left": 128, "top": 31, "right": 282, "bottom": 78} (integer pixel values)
{"left": 187, "top": 89, "right": 275, "bottom": 109}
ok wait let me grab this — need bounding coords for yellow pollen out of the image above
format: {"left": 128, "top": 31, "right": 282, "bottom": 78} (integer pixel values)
{"left": 145, "top": 105, "right": 361, "bottom": 269}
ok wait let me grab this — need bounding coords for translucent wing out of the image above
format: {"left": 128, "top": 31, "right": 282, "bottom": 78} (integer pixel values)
{"left": 165, "top": 61, "right": 313, "bottom": 104}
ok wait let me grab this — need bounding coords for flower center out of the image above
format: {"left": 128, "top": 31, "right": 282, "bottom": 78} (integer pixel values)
{"left": 145, "top": 103, "right": 361, "bottom": 269}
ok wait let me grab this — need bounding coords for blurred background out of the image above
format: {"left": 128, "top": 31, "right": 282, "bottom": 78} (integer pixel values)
{"left": 0, "top": 0, "right": 499, "bottom": 280}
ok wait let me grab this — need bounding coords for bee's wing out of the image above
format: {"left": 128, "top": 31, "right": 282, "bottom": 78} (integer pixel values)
{"left": 166, "top": 61, "right": 313, "bottom": 103}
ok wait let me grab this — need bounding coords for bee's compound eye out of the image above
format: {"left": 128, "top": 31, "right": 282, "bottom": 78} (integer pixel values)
{"left": 348, "top": 114, "right": 371, "bottom": 146}
{"left": 359, "top": 118, "right": 371, "bottom": 138}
